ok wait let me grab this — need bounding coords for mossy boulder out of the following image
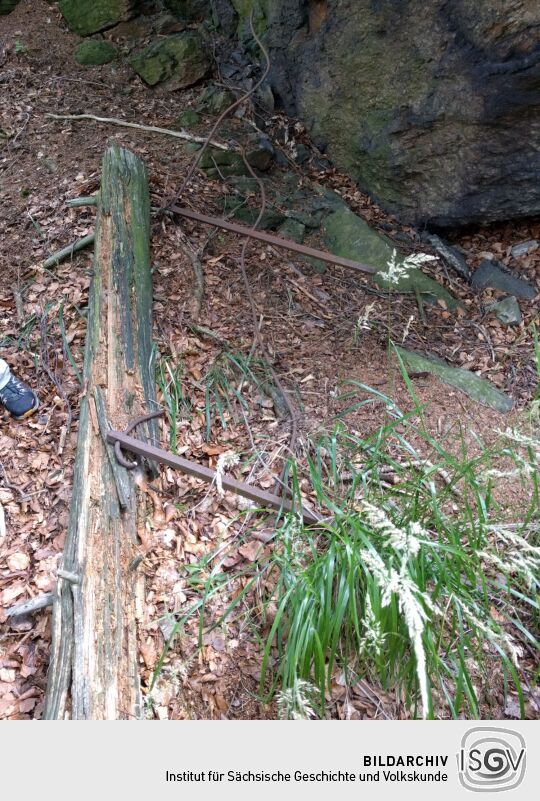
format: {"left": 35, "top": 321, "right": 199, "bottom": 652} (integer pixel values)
{"left": 129, "top": 32, "right": 209, "bottom": 89}
{"left": 0, "top": 0, "right": 20, "bottom": 15}
{"left": 59, "top": 0, "right": 137, "bottom": 36}
{"left": 221, "top": 195, "right": 284, "bottom": 229}
{"left": 396, "top": 348, "right": 513, "bottom": 413}
{"left": 74, "top": 41, "right": 118, "bottom": 66}
{"left": 323, "top": 206, "right": 460, "bottom": 308}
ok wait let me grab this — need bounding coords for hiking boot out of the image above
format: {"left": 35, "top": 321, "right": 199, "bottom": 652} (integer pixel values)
{"left": 0, "top": 374, "right": 39, "bottom": 420}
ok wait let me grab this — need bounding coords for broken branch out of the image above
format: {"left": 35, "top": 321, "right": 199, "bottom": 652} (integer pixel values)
{"left": 43, "top": 233, "right": 95, "bottom": 268}
{"left": 46, "top": 113, "right": 230, "bottom": 151}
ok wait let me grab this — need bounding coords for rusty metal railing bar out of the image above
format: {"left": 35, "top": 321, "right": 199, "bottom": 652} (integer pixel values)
{"left": 170, "top": 206, "right": 378, "bottom": 276}
{"left": 106, "top": 429, "right": 321, "bottom": 526}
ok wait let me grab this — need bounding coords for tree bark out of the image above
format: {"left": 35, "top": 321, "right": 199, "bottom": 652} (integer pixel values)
{"left": 44, "top": 145, "right": 158, "bottom": 719}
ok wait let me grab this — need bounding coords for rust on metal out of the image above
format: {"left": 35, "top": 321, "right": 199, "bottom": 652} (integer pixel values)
{"left": 170, "top": 205, "right": 378, "bottom": 276}
{"left": 107, "top": 428, "right": 321, "bottom": 526}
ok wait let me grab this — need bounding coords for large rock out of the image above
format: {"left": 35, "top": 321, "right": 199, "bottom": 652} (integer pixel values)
{"left": 218, "top": 0, "right": 540, "bottom": 228}
{"left": 129, "top": 31, "right": 210, "bottom": 89}
{"left": 59, "top": 0, "right": 138, "bottom": 35}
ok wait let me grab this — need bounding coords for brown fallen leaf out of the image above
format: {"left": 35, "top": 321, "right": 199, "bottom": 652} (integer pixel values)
{"left": 140, "top": 638, "right": 158, "bottom": 670}
{"left": 7, "top": 552, "right": 30, "bottom": 571}
{"left": 238, "top": 540, "right": 264, "bottom": 562}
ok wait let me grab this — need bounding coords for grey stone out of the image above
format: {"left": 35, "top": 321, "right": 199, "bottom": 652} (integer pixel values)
{"left": 293, "top": 144, "right": 310, "bottom": 165}
{"left": 396, "top": 348, "right": 513, "bottom": 413}
{"left": 198, "top": 85, "right": 236, "bottom": 115}
{"left": 222, "top": 202, "right": 285, "bottom": 230}
{"left": 162, "top": 0, "right": 207, "bottom": 21}
{"left": 493, "top": 296, "right": 522, "bottom": 325}
{"left": 471, "top": 260, "right": 536, "bottom": 299}
{"left": 200, "top": 142, "right": 273, "bottom": 176}
{"left": 154, "top": 14, "right": 187, "bottom": 34}
{"left": 510, "top": 240, "right": 538, "bottom": 259}
{"left": 422, "top": 233, "right": 471, "bottom": 280}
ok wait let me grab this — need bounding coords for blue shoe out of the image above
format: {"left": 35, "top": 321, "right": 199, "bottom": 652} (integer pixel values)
{"left": 0, "top": 374, "right": 39, "bottom": 419}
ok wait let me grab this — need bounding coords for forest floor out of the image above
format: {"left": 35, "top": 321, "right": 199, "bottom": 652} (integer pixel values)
{"left": 0, "top": 2, "right": 539, "bottom": 720}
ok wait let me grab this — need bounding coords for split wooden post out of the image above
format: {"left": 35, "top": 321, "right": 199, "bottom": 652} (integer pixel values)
{"left": 44, "top": 145, "right": 159, "bottom": 719}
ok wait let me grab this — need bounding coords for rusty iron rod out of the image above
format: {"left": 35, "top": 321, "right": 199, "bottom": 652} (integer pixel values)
{"left": 106, "top": 430, "right": 321, "bottom": 526}
{"left": 170, "top": 206, "right": 378, "bottom": 276}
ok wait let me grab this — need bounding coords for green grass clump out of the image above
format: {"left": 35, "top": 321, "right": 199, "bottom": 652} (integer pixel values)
{"left": 203, "top": 350, "right": 267, "bottom": 439}
{"left": 156, "top": 356, "right": 191, "bottom": 453}
{"left": 150, "top": 349, "right": 539, "bottom": 720}
{"left": 259, "top": 385, "right": 539, "bottom": 719}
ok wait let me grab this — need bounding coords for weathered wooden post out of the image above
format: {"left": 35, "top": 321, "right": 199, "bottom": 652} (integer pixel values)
{"left": 44, "top": 145, "right": 158, "bottom": 719}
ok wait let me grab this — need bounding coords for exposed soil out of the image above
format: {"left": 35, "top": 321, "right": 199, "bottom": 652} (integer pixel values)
{"left": 0, "top": 2, "right": 538, "bottom": 720}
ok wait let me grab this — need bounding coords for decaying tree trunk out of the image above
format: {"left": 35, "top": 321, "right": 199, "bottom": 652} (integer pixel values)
{"left": 44, "top": 145, "right": 159, "bottom": 719}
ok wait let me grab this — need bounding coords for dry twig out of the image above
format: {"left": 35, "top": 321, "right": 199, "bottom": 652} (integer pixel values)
{"left": 46, "top": 113, "right": 230, "bottom": 150}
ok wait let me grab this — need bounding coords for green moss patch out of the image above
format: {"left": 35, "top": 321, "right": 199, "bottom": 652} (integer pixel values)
{"left": 74, "top": 41, "right": 118, "bottom": 66}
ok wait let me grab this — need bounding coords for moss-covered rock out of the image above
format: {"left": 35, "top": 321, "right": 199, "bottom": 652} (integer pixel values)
{"left": 396, "top": 348, "right": 513, "bottom": 413}
{"left": 59, "top": 0, "right": 137, "bottom": 35}
{"left": 175, "top": 109, "right": 201, "bottom": 128}
{"left": 199, "top": 143, "right": 273, "bottom": 176}
{"left": 0, "top": 0, "right": 20, "bottom": 15}
{"left": 278, "top": 218, "right": 305, "bottom": 244}
{"left": 221, "top": 197, "right": 285, "bottom": 229}
{"left": 129, "top": 32, "right": 209, "bottom": 89}
{"left": 323, "top": 206, "right": 460, "bottom": 308}
{"left": 198, "top": 85, "right": 236, "bottom": 115}
{"left": 74, "top": 41, "right": 118, "bottom": 66}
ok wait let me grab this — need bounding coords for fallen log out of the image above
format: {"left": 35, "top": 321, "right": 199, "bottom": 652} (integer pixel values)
{"left": 44, "top": 145, "right": 159, "bottom": 720}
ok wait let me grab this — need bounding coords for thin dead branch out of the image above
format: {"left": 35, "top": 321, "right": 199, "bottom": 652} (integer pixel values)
{"left": 46, "top": 113, "right": 230, "bottom": 151}
{"left": 176, "top": 229, "right": 205, "bottom": 320}
{"left": 43, "top": 233, "right": 95, "bottom": 269}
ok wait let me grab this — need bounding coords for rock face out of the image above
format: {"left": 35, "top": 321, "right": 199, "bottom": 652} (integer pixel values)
{"left": 130, "top": 31, "right": 209, "bottom": 89}
{"left": 219, "top": 0, "right": 540, "bottom": 228}
{"left": 59, "top": 0, "right": 138, "bottom": 35}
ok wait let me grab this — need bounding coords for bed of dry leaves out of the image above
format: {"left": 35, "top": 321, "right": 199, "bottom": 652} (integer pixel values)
{"left": 0, "top": 2, "right": 538, "bottom": 720}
